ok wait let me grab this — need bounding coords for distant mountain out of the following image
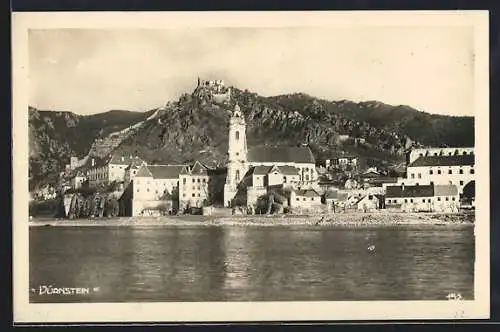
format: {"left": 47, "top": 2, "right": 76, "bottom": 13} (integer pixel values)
{"left": 28, "top": 82, "right": 474, "bottom": 190}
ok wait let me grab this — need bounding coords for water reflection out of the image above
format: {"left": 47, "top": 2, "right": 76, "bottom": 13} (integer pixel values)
{"left": 30, "top": 226, "right": 475, "bottom": 303}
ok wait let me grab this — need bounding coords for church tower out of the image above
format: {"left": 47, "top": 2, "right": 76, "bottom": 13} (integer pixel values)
{"left": 223, "top": 103, "right": 248, "bottom": 207}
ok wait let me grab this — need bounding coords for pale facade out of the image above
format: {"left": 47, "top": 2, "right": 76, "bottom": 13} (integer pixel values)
{"left": 223, "top": 104, "right": 318, "bottom": 207}
{"left": 178, "top": 161, "right": 210, "bottom": 210}
{"left": 385, "top": 184, "right": 460, "bottom": 213}
{"left": 88, "top": 155, "right": 144, "bottom": 187}
{"left": 407, "top": 147, "right": 474, "bottom": 165}
{"left": 404, "top": 154, "right": 474, "bottom": 195}
{"left": 289, "top": 189, "right": 322, "bottom": 209}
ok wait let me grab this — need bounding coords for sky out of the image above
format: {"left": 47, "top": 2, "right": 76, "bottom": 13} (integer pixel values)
{"left": 29, "top": 27, "right": 475, "bottom": 116}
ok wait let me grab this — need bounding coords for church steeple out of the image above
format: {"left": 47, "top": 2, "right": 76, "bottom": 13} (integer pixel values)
{"left": 223, "top": 103, "right": 249, "bottom": 207}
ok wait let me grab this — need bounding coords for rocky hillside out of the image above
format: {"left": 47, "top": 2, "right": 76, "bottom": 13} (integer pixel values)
{"left": 29, "top": 82, "right": 474, "bottom": 189}
{"left": 114, "top": 84, "right": 474, "bottom": 167}
{"left": 29, "top": 107, "right": 155, "bottom": 189}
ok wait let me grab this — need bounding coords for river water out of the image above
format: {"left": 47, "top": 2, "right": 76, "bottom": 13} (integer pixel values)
{"left": 29, "top": 225, "right": 474, "bottom": 302}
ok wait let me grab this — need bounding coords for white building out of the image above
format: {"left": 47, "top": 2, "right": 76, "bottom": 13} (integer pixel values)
{"left": 405, "top": 153, "right": 474, "bottom": 195}
{"left": 289, "top": 189, "right": 322, "bottom": 210}
{"left": 223, "top": 104, "right": 318, "bottom": 207}
{"left": 71, "top": 171, "right": 87, "bottom": 189}
{"left": 407, "top": 147, "right": 474, "bottom": 165}
{"left": 122, "top": 164, "right": 188, "bottom": 216}
{"left": 385, "top": 184, "right": 460, "bottom": 213}
{"left": 88, "top": 154, "right": 144, "bottom": 187}
{"left": 178, "top": 161, "right": 210, "bottom": 211}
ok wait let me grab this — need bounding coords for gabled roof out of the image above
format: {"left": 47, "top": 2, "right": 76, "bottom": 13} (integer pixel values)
{"left": 109, "top": 154, "right": 139, "bottom": 166}
{"left": 277, "top": 165, "right": 300, "bottom": 175}
{"left": 294, "top": 189, "right": 321, "bottom": 197}
{"left": 325, "top": 190, "right": 348, "bottom": 200}
{"left": 434, "top": 184, "right": 458, "bottom": 196}
{"left": 190, "top": 161, "right": 208, "bottom": 175}
{"left": 148, "top": 165, "right": 188, "bottom": 179}
{"left": 135, "top": 165, "right": 153, "bottom": 178}
{"left": 385, "top": 185, "right": 434, "bottom": 198}
{"left": 408, "top": 155, "right": 474, "bottom": 167}
{"left": 248, "top": 146, "right": 315, "bottom": 164}
{"left": 251, "top": 165, "right": 273, "bottom": 175}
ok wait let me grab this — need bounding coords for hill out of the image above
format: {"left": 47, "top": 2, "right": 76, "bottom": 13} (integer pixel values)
{"left": 29, "top": 107, "right": 155, "bottom": 189}
{"left": 28, "top": 81, "right": 475, "bottom": 190}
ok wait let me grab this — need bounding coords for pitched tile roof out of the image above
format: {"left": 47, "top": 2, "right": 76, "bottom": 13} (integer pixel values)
{"left": 135, "top": 165, "right": 153, "bottom": 178}
{"left": 434, "top": 184, "right": 458, "bottom": 196}
{"left": 294, "top": 189, "right": 321, "bottom": 197}
{"left": 408, "top": 154, "right": 475, "bottom": 167}
{"left": 385, "top": 184, "right": 434, "bottom": 198}
{"left": 277, "top": 165, "right": 300, "bottom": 175}
{"left": 251, "top": 165, "right": 274, "bottom": 175}
{"left": 148, "top": 165, "right": 188, "bottom": 179}
{"left": 248, "top": 146, "right": 315, "bottom": 164}
{"left": 325, "top": 190, "right": 348, "bottom": 200}
{"left": 190, "top": 161, "right": 208, "bottom": 175}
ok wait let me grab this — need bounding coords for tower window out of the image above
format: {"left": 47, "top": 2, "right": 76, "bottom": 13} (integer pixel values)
{"left": 235, "top": 131, "right": 240, "bottom": 140}
{"left": 235, "top": 170, "right": 240, "bottom": 182}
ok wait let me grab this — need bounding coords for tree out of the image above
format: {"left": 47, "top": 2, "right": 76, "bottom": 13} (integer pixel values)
{"left": 105, "top": 197, "right": 119, "bottom": 217}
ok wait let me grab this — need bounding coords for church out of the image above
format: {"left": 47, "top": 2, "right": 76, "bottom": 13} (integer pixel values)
{"left": 223, "top": 104, "right": 318, "bottom": 207}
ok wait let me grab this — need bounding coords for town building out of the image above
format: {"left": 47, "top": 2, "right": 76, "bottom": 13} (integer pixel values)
{"left": 88, "top": 154, "right": 144, "bottom": 187}
{"left": 119, "top": 164, "right": 188, "bottom": 216}
{"left": 223, "top": 104, "right": 318, "bottom": 207}
{"left": 178, "top": 161, "right": 210, "bottom": 211}
{"left": 356, "top": 194, "right": 384, "bottom": 211}
{"left": 406, "top": 147, "right": 474, "bottom": 166}
{"left": 71, "top": 171, "right": 87, "bottom": 189}
{"left": 289, "top": 189, "right": 322, "bottom": 210}
{"left": 325, "top": 154, "right": 358, "bottom": 170}
{"left": 324, "top": 189, "right": 349, "bottom": 211}
{"left": 385, "top": 184, "right": 459, "bottom": 213}
{"left": 404, "top": 154, "right": 474, "bottom": 196}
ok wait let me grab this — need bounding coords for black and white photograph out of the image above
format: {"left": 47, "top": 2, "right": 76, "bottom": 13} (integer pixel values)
{"left": 13, "top": 11, "right": 490, "bottom": 322}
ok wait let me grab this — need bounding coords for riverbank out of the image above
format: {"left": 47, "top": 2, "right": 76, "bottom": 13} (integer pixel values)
{"left": 29, "top": 211, "right": 475, "bottom": 228}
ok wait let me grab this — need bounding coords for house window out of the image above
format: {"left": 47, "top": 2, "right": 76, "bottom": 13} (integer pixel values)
{"left": 303, "top": 198, "right": 306, "bottom": 201}
{"left": 311, "top": 197, "right": 314, "bottom": 201}
{"left": 147, "top": 188, "right": 150, "bottom": 192}
{"left": 452, "top": 197, "right": 456, "bottom": 201}
{"left": 283, "top": 176, "right": 287, "bottom": 182}
{"left": 296, "top": 198, "right": 300, "bottom": 201}
{"left": 136, "top": 189, "right": 140, "bottom": 192}
{"left": 422, "top": 199, "right": 425, "bottom": 203}
{"left": 428, "top": 199, "right": 431, "bottom": 203}
{"left": 197, "top": 178, "right": 200, "bottom": 183}
{"left": 460, "top": 181, "right": 464, "bottom": 186}
{"left": 183, "top": 178, "right": 186, "bottom": 184}
{"left": 430, "top": 181, "right": 434, "bottom": 185}
{"left": 445, "top": 197, "right": 449, "bottom": 201}
{"left": 463, "top": 151, "right": 467, "bottom": 155}
{"left": 192, "top": 179, "right": 195, "bottom": 183}
{"left": 198, "top": 193, "right": 200, "bottom": 197}
{"left": 459, "top": 169, "right": 464, "bottom": 174}
{"left": 418, "top": 173, "right": 421, "bottom": 179}
{"left": 197, "top": 186, "right": 200, "bottom": 190}
{"left": 410, "top": 199, "right": 413, "bottom": 203}
{"left": 192, "top": 186, "right": 195, "bottom": 190}
{"left": 305, "top": 174, "right": 310, "bottom": 181}
{"left": 448, "top": 169, "right": 452, "bottom": 174}
{"left": 404, "top": 199, "right": 408, "bottom": 203}
{"left": 411, "top": 173, "right": 415, "bottom": 179}
{"left": 437, "top": 170, "right": 441, "bottom": 175}
{"left": 437, "top": 197, "right": 441, "bottom": 201}
{"left": 155, "top": 190, "right": 158, "bottom": 194}
{"left": 235, "top": 131, "right": 240, "bottom": 140}
{"left": 183, "top": 193, "right": 186, "bottom": 197}
{"left": 235, "top": 170, "right": 240, "bottom": 182}
{"left": 419, "top": 153, "right": 423, "bottom": 157}
{"left": 434, "top": 153, "right": 438, "bottom": 156}
{"left": 192, "top": 193, "right": 195, "bottom": 197}
{"left": 470, "top": 168, "right": 475, "bottom": 174}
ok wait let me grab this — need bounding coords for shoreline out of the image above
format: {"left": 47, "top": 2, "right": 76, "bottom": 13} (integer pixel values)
{"left": 29, "top": 211, "right": 475, "bottom": 228}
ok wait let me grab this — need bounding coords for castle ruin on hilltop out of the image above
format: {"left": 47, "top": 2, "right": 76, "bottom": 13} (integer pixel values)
{"left": 195, "top": 77, "right": 232, "bottom": 104}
